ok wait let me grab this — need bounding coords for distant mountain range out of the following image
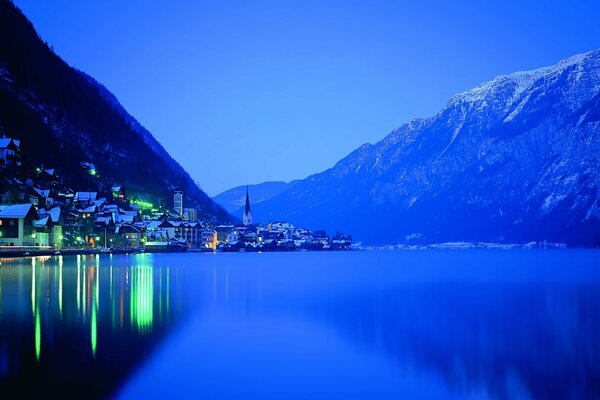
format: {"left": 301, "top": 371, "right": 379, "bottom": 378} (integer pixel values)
{"left": 252, "top": 50, "right": 600, "bottom": 246}
{"left": 0, "top": 0, "right": 229, "bottom": 222}
{"left": 213, "top": 181, "right": 297, "bottom": 217}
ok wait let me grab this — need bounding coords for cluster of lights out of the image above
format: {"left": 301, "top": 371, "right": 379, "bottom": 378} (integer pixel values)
{"left": 131, "top": 199, "right": 155, "bottom": 210}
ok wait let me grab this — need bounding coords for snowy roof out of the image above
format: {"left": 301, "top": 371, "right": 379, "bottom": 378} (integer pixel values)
{"left": 34, "top": 188, "right": 51, "bottom": 198}
{"left": 0, "top": 203, "right": 36, "bottom": 219}
{"left": 0, "top": 138, "right": 16, "bottom": 149}
{"left": 116, "top": 223, "right": 140, "bottom": 234}
{"left": 145, "top": 220, "right": 163, "bottom": 229}
{"left": 34, "top": 216, "right": 50, "bottom": 227}
{"left": 94, "top": 198, "right": 106, "bottom": 207}
{"left": 38, "top": 168, "right": 55, "bottom": 177}
{"left": 48, "top": 207, "right": 61, "bottom": 223}
{"left": 120, "top": 214, "right": 135, "bottom": 223}
{"left": 74, "top": 192, "right": 97, "bottom": 202}
{"left": 111, "top": 185, "right": 122, "bottom": 192}
{"left": 79, "top": 205, "right": 96, "bottom": 213}
{"left": 95, "top": 216, "right": 111, "bottom": 226}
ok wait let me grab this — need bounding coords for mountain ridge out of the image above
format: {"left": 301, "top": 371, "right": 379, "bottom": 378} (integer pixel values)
{"left": 213, "top": 180, "right": 298, "bottom": 216}
{"left": 253, "top": 49, "right": 600, "bottom": 246}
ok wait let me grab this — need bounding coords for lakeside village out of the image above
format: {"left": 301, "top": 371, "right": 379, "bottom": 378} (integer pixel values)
{"left": 0, "top": 135, "right": 353, "bottom": 256}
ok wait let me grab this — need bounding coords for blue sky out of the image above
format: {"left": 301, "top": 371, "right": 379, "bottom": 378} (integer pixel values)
{"left": 14, "top": 0, "right": 600, "bottom": 195}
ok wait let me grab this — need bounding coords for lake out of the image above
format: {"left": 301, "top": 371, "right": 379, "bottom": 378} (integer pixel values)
{"left": 0, "top": 250, "right": 599, "bottom": 398}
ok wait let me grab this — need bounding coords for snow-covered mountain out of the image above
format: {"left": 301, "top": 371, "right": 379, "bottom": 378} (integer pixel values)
{"left": 253, "top": 50, "right": 600, "bottom": 246}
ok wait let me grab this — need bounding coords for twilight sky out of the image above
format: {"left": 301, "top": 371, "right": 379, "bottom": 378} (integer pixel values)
{"left": 14, "top": 0, "right": 600, "bottom": 195}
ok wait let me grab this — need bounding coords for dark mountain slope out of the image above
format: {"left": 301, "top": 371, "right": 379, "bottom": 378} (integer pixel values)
{"left": 0, "top": 0, "right": 229, "bottom": 221}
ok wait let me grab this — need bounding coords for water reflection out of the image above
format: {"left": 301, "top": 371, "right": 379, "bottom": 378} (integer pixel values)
{"left": 0, "top": 254, "right": 183, "bottom": 398}
{"left": 1, "top": 251, "right": 600, "bottom": 399}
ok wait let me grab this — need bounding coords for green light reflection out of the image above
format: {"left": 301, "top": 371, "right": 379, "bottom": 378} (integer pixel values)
{"left": 130, "top": 266, "right": 154, "bottom": 334}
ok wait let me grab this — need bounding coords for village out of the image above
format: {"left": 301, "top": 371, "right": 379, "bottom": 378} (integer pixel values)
{"left": 0, "top": 135, "right": 353, "bottom": 255}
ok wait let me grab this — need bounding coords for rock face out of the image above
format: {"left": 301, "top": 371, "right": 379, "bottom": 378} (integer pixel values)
{"left": 0, "top": 0, "right": 229, "bottom": 221}
{"left": 254, "top": 50, "right": 600, "bottom": 246}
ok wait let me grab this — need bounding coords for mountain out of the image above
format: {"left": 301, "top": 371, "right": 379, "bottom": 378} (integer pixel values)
{"left": 213, "top": 180, "right": 298, "bottom": 217}
{"left": 253, "top": 50, "right": 600, "bottom": 246}
{"left": 0, "top": 0, "right": 229, "bottom": 221}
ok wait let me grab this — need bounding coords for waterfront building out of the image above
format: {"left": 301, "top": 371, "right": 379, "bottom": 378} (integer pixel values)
{"left": 0, "top": 204, "right": 38, "bottom": 247}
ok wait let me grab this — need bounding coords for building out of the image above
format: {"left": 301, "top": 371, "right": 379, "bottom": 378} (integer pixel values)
{"left": 200, "top": 229, "right": 217, "bottom": 249}
{"left": 214, "top": 225, "right": 233, "bottom": 243}
{"left": 183, "top": 208, "right": 198, "bottom": 222}
{"left": 0, "top": 204, "right": 39, "bottom": 246}
{"left": 243, "top": 187, "right": 253, "bottom": 226}
{"left": 174, "top": 190, "right": 183, "bottom": 217}
{"left": 115, "top": 224, "right": 143, "bottom": 248}
{"left": 74, "top": 192, "right": 97, "bottom": 208}
{"left": 0, "top": 136, "right": 20, "bottom": 167}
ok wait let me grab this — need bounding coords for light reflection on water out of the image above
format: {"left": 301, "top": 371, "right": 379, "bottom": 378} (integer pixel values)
{"left": 0, "top": 253, "right": 181, "bottom": 397}
{"left": 0, "top": 251, "right": 600, "bottom": 399}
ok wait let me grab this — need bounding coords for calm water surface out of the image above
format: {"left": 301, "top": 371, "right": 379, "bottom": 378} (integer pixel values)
{"left": 0, "top": 250, "right": 599, "bottom": 399}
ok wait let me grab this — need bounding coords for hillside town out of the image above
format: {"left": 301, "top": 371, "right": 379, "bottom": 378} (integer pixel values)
{"left": 0, "top": 135, "right": 352, "bottom": 254}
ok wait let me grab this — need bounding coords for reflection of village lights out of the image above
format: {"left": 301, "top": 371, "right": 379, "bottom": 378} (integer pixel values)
{"left": 35, "top": 312, "right": 41, "bottom": 362}
{"left": 130, "top": 266, "right": 153, "bottom": 334}
{"left": 91, "top": 306, "right": 97, "bottom": 357}
{"left": 59, "top": 256, "right": 63, "bottom": 316}
{"left": 77, "top": 263, "right": 81, "bottom": 312}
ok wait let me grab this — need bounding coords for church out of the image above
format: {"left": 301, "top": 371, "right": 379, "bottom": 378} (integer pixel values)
{"left": 243, "top": 187, "right": 253, "bottom": 226}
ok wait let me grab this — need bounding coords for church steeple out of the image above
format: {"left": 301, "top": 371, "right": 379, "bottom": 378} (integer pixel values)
{"left": 243, "top": 186, "right": 253, "bottom": 226}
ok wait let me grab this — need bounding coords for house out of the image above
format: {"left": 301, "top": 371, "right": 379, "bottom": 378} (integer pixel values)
{"left": 111, "top": 185, "right": 126, "bottom": 199}
{"left": 214, "top": 225, "right": 234, "bottom": 243}
{"left": 36, "top": 168, "right": 59, "bottom": 190}
{"left": 28, "top": 187, "right": 53, "bottom": 207}
{"left": 115, "top": 223, "right": 143, "bottom": 248}
{"left": 74, "top": 192, "right": 97, "bottom": 208}
{"left": 331, "top": 233, "right": 352, "bottom": 250}
{"left": 32, "top": 216, "right": 51, "bottom": 247}
{"left": 227, "top": 229, "right": 241, "bottom": 243}
{"left": 200, "top": 229, "right": 217, "bottom": 249}
{"left": 38, "top": 206, "right": 64, "bottom": 248}
{"left": 183, "top": 208, "right": 198, "bottom": 222}
{"left": 176, "top": 222, "right": 204, "bottom": 247}
{"left": 312, "top": 230, "right": 330, "bottom": 245}
{"left": 0, "top": 136, "right": 20, "bottom": 167}
{"left": 0, "top": 204, "right": 39, "bottom": 246}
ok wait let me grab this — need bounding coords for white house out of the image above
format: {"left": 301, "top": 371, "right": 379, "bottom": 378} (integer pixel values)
{"left": 0, "top": 204, "right": 39, "bottom": 246}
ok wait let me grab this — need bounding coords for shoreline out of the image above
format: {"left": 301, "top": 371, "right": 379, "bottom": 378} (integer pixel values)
{"left": 0, "top": 247, "right": 358, "bottom": 259}
{"left": 1, "top": 244, "right": 598, "bottom": 260}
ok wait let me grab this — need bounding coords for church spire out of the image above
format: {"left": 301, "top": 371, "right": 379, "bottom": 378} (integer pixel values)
{"left": 243, "top": 186, "right": 253, "bottom": 226}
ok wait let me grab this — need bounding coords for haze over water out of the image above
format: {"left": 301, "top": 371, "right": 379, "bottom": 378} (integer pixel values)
{"left": 1, "top": 251, "right": 599, "bottom": 398}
